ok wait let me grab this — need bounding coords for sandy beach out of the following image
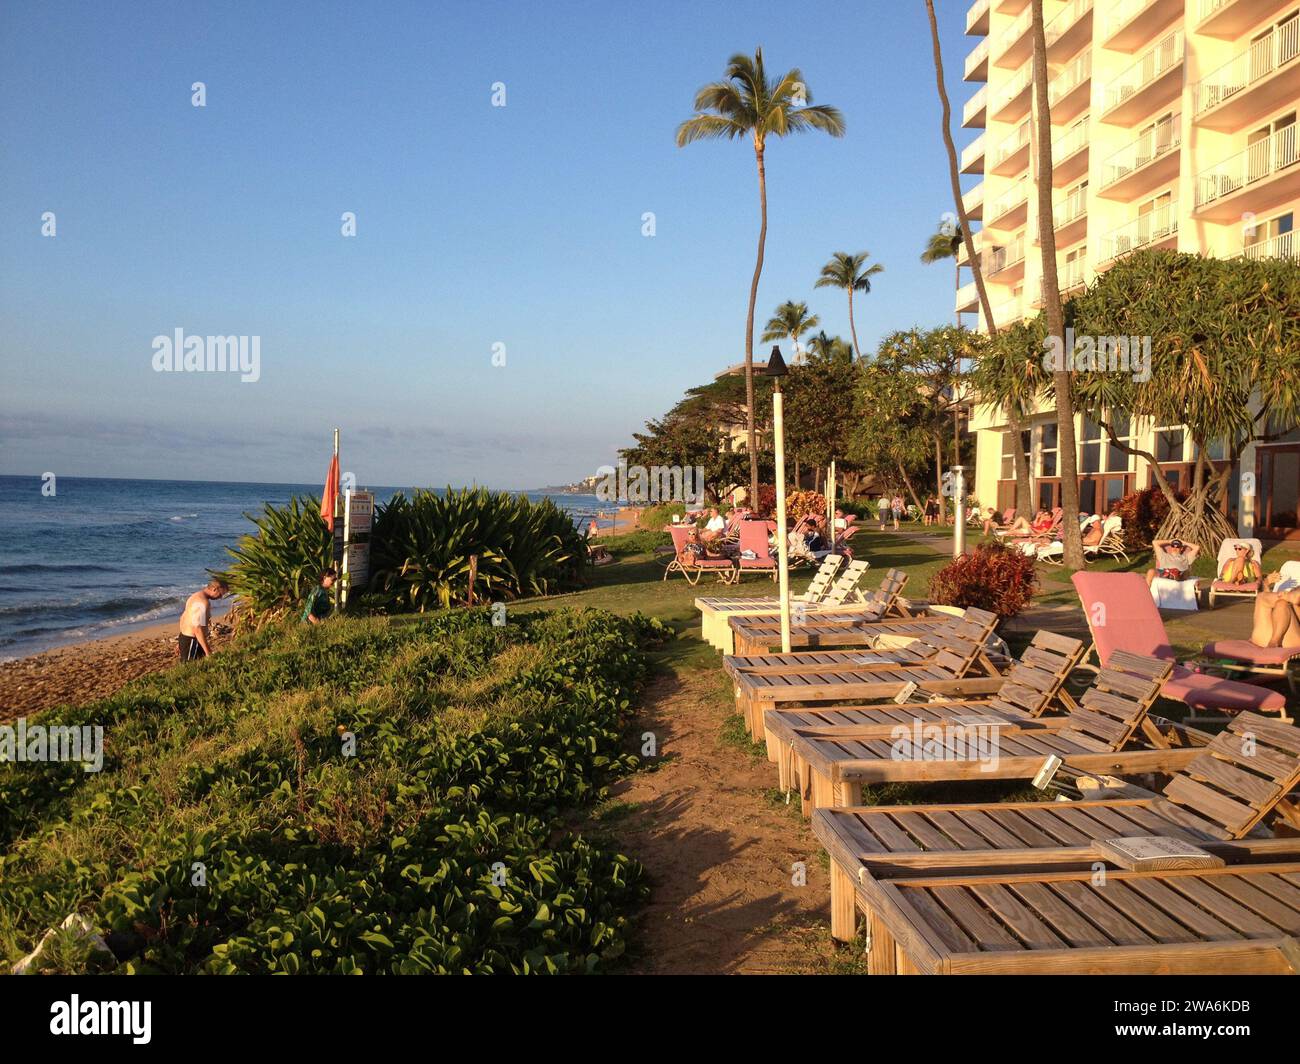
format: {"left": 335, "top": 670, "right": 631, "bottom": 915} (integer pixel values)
{"left": 0, "top": 616, "right": 235, "bottom": 722}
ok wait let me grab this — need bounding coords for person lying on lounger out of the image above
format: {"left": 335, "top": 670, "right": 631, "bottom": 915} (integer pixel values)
{"left": 1219, "top": 540, "right": 1261, "bottom": 585}
{"left": 1003, "top": 508, "right": 1052, "bottom": 537}
{"left": 1250, "top": 572, "right": 1300, "bottom": 648}
{"left": 1145, "top": 538, "right": 1199, "bottom": 587}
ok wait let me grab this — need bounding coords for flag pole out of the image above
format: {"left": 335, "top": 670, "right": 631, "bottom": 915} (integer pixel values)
{"left": 332, "top": 428, "right": 341, "bottom": 611}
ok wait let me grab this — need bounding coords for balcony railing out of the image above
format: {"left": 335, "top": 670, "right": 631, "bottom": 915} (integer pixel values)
{"left": 993, "top": 64, "right": 1033, "bottom": 113}
{"left": 986, "top": 234, "right": 1027, "bottom": 273}
{"left": 1100, "top": 120, "right": 1181, "bottom": 187}
{"left": 1100, "top": 200, "right": 1179, "bottom": 261}
{"left": 961, "top": 131, "right": 988, "bottom": 171}
{"left": 1195, "top": 125, "right": 1300, "bottom": 208}
{"left": 967, "top": 0, "right": 991, "bottom": 34}
{"left": 988, "top": 178, "right": 1030, "bottom": 221}
{"left": 996, "top": 8, "right": 1033, "bottom": 57}
{"left": 964, "top": 84, "right": 989, "bottom": 125}
{"left": 1053, "top": 119, "right": 1090, "bottom": 160}
{"left": 1192, "top": 17, "right": 1300, "bottom": 116}
{"left": 1045, "top": 0, "right": 1093, "bottom": 47}
{"left": 1105, "top": 30, "right": 1183, "bottom": 113}
{"left": 966, "top": 36, "right": 991, "bottom": 80}
{"left": 1108, "top": 0, "right": 1157, "bottom": 36}
{"left": 1034, "top": 259, "right": 1087, "bottom": 304}
{"left": 990, "top": 118, "right": 1031, "bottom": 169}
{"left": 1242, "top": 231, "right": 1298, "bottom": 262}
{"left": 1197, "top": 0, "right": 1233, "bottom": 22}
{"left": 1055, "top": 184, "right": 1089, "bottom": 227}
{"left": 1050, "top": 49, "right": 1093, "bottom": 106}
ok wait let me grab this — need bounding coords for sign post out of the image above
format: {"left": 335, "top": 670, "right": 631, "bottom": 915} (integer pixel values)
{"left": 341, "top": 488, "right": 373, "bottom": 609}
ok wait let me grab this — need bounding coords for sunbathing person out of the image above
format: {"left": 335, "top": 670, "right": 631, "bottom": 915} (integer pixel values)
{"left": 1250, "top": 572, "right": 1300, "bottom": 648}
{"left": 1145, "top": 537, "right": 1199, "bottom": 587}
{"left": 699, "top": 507, "right": 727, "bottom": 547}
{"left": 1219, "top": 540, "right": 1261, "bottom": 585}
{"left": 1003, "top": 508, "right": 1052, "bottom": 538}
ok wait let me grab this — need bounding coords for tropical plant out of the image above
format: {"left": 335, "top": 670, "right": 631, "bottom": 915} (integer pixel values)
{"left": 223, "top": 495, "right": 332, "bottom": 614}
{"left": 760, "top": 300, "right": 820, "bottom": 364}
{"left": 929, "top": 542, "right": 1038, "bottom": 619}
{"left": 370, "top": 488, "right": 585, "bottom": 611}
{"left": 815, "top": 251, "right": 883, "bottom": 360}
{"left": 677, "top": 48, "right": 845, "bottom": 509}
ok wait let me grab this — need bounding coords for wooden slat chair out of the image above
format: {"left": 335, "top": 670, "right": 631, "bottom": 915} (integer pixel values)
{"left": 728, "top": 569, "right": 912, "bottom": 655}
{"left": 786, "top": 650, "right": 1175, "bottom": 814}
{"left": 695, "top": 558, "right": 870, "bottom": 653}
{"left": 812, "top": 708, "right": 1300, "bottom": 943}
{"left": 763, "top": 631, "right": 1086, "bottom": 794}
{"left": 724, "top": 609, "right": 1002, "bottom": 742}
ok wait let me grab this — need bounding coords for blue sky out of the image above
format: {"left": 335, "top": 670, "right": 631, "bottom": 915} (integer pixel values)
{"left": 0, "top": 0, "right": 973, "bottom": 489}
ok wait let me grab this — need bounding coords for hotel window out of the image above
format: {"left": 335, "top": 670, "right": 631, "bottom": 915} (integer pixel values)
{"left": 1247, "top": 112, "right": 1296, "bottom": 183}
{"left": 1106, "top": 412, "right": 1134, "bottom": 473}
{"left": 1251, "top": 11, "right": 1299, "bottom": 82}
{"left": 1001, "top": 429, "right": 1030, "bottom": 480}
{"left": 1156, "top": 426, "right": 1185, "bottom": 463}
{"left": 1246, "top": 211, "right": 1294, "bottom": 258}
{"left": 1039, "top": 422, "right": 1059, "bottom": 478}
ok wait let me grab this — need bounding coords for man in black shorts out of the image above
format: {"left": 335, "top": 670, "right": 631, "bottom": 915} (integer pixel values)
{"left": 179, "top": 578, "right": 228, "bottom": 660}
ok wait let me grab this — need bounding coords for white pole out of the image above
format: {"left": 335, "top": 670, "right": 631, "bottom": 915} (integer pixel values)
{"left": 952, "top": 465, "right": 967, "bottom": 559}
{"left": 774, "top": 386, "right": 792, "bottom": 653}
{"left": 828, "top": 459, "right": 836, "bottom": 550}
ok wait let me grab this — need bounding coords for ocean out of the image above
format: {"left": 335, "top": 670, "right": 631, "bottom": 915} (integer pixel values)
{"left": 0, "top": 475, "right": 615, "bottom": 661}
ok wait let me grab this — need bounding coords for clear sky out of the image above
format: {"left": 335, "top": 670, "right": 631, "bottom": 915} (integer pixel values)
{"left": 0, "top": 0, "right": 974, "bottom": 489}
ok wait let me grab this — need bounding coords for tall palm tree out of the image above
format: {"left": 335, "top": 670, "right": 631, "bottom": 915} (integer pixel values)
{"left": 760, "top": 300, "right": 820, "bottom": 364}
{"left": 677, "top": 49, "right": 845, "bottom": 509}
{"left": 1031, "top": 0, "right": 1084, "bottom": 568}
{"left": 922, "top": 222, "right": 967, "bottom": 475}
{"left": 815, "top": 251, "right": 883, "bottom": 360}
{"left": 924, "top": 0, "right": 1032, "bottom": 518}
{"left": 805, "top": 330, "right": 853, "bottom": 365}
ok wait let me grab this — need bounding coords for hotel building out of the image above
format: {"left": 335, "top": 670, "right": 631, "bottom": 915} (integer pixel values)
{"left": 958, "top": 0, "right": 1299, "bottom": 536}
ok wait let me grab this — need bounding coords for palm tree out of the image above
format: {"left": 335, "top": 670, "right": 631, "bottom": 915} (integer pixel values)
{"left": 805, "top": 330, "right": 853, "bottom": 365}
{"left": 922, "top": 222, "right": 967, "bottom": 479}
{"left": 1031, "top": 0, "right": 1084, "bottom": 568}
{"left": 815, "top": 251, "right": 883, "bottom": 360}
{"left": 677, "top": 49, "right": 845, "bottom": 509}
{"left": 923, "top": 0, "right": 1032, "bottom": 519}
{"left": 760, "top": 300, "right": 820, "bottom": 364}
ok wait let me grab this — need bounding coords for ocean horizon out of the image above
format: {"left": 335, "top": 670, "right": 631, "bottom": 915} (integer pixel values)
{"left": 0, "top": 474, "right": 617, "bottom": 662}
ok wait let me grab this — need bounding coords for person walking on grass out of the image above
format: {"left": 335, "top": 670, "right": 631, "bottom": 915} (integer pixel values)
{"left": 890, "top": 494, "right": 904, "bottom": 531}
{"left": 302, "top": 567, "right": 337, "bottom": 624}
{"left": 179, "top": 577, "right": 227, "bottom": 661}
{"left": 877, "top": 493, "right": 889, "bottom": 531}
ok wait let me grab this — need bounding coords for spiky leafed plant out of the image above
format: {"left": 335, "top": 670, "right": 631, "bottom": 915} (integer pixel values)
{"left": 815, "top": 251, "right": 883, "bottom": 360}
{"left": 677, "top": 48, "right": 845, "bottom": 508}
{"left": 223, "top": 495, "right": 332, "bottom": 614}
{"left": 760, "top": 300, "right": 820, "bottom": 364}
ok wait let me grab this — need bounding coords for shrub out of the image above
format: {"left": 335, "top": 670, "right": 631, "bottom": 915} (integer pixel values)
{"left": 223, "top": 495, "right": 332, "bottom": 614}
{"left": 928, "top": 543, "right": 1038, "bottom": 619}
{"left": 786, "top": 490, "right": 828, "bottom": 525}
{"left": 640, "top": 501, "right": 686, "bottom": 529}
{"left": 1111, "top": 486, "right": 1186, "bottom": 551}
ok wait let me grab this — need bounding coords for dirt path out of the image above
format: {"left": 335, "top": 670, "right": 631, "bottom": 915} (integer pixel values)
{"left": 604, "top": 668, "right": 845, "bottom": 975}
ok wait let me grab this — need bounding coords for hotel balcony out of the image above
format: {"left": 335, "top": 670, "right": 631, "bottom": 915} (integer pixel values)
{"left": 1101, "top": 30, "right": 1183, "bottom": 125}
{"left": 989, "top": 118, "right": 1032, "bottom": 176}
{"left": 1098, "top": 120, "right": 1182, "bottom": 199}
{"left": 1192, "top": 16, "right": 1299, "bottom": 131}
{"left": 1193, "top": 125, "right": 1300, "bottom": 220}
{"left": 1031, "top": 258, "right": 1088, "bottom": 307}
{"left": 1099, "top": 200, "right": 1179, "bottom": 263}
{"left": 995, "top": 7, "right": 1034, "bottom": 69}
{"left": 1045, "top": 0, "right": 1094, "bottom": 62}
{"left": 968, "top": 0, "right": 991, "bottom": 35}
{"left": 1104, "top": 0, "right": 1183, "bottom": 52}
{"left": 997, "top": 0, "right": 1030, "bottom": 12}
{"left": 1197, "top": 0, "right": 1296, "bottom": 39}
{"left": 1052, "top": 119, "right": 1091, "bottom": 186}
{"left": 991, "top": 64, "right": 1033, "bottom": 123}
{"left": 988, "top": 297, "right": 1024, "bottom": 327}
{"left": 986, "top": 178, "right": 1030, "bottom": 230}
{"left": 963, "top": 84, "right": 989, "bottom": 128}
{"left": 1241, "top": 230, "right": 1298, "bottom": 261}
{"left": 1049, "top": 49, "right": 1093, "bottom": 123}
{"left": 961, "top": 131, "right": 987, "bottom": 174}
{"left": 1053, "top": 183, "right": 1089, "bottom": 244}
{"left": 956, "top": 279, "right": 979, "bottom": 315}
{"left": 963, "top": 181, "right": 985, "bottom": 221}
{"left": 984, "top": 233, "right": 1027, "bottom": 282}
{"left": 966, "top": 36, "right": 990, "bottom": 82}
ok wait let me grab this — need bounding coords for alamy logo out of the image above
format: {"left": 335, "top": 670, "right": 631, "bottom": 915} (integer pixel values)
{"left": 594, "top": 460, "right": 705, "bottom": 505}
{"left": 151, "top": 328, "right": 261, "bottom": 382}
{"left": 0, "top": 717, "right": 104, "bottom": 773}
{"left": 889, "top": 720, "right": 1001, "bottom": 772}
{"left": 1042, "top": 328, "right": 1151, "bottom": 383}
{"left": 50, "top": 996, "right": 151, "bottom": 1044}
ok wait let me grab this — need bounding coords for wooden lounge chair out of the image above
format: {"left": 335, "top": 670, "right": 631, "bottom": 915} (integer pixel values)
{"left": 1074, "top": 571, "right": 1289, "bottom": 720}
{"left": 813, "top": 708, "right": 1300, "bottom": 946}
{"left": 663, "top": 525, "right": 737, "bottom": 586}
{"left": 816, "top": 835, "right": 1300, "bottom": 974}
{"left": 696, "top": 558, "right": 872, "bottom": 653}
{"left": 728, "top": 569, "right": 912, "bottom": 655}
{"left": 784, "top": 650, "right": 1180, "bottom": 812}
{"left": 724, "top": 608, "right": 1002, "bottom": 741}
{"left": 763, "top": 630, "right": 1086, "bottom": 796}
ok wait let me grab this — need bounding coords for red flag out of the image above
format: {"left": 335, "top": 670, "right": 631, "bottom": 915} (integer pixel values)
{"left": 321, "top": 455, "right": 339, "bottom": 532}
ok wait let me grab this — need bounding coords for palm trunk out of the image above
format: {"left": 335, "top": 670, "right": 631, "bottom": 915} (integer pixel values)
{"left": 744, "top": 144, "right": 768, "bottom": 511}
{"left": 847, "top": 289, "right": 862, "bottom": 360}
{"left": 1031, "top": 1, "right": 1084, "bottom": 568}
{"left": 935, "top": 435, "right": 947, "bottom": 522}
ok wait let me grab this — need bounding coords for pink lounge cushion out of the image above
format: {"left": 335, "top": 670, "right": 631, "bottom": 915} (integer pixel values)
{"left": 1210, "top": 580, "right": 1260, "bottom": 593}
{"left": 1166, "top": 664, "right": 1287, "bottom": 713}
{"left": 1203, "top": 640, "right": 1300, "bottom": 666}
{"left": 739, "top": 558, "right": 777, "bottom": 569}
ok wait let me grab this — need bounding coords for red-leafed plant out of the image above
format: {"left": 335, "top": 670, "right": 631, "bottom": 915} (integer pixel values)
{"left": 928, "top": 543, "right": 1038, "bottom": 619}
{"left": 1111, "top": 486, "right": 1187, "bottom": 551}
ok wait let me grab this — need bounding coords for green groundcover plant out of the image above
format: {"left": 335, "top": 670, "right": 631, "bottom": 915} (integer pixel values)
{"left": 0, "top": 608, "right": 669, "bottom": 974}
